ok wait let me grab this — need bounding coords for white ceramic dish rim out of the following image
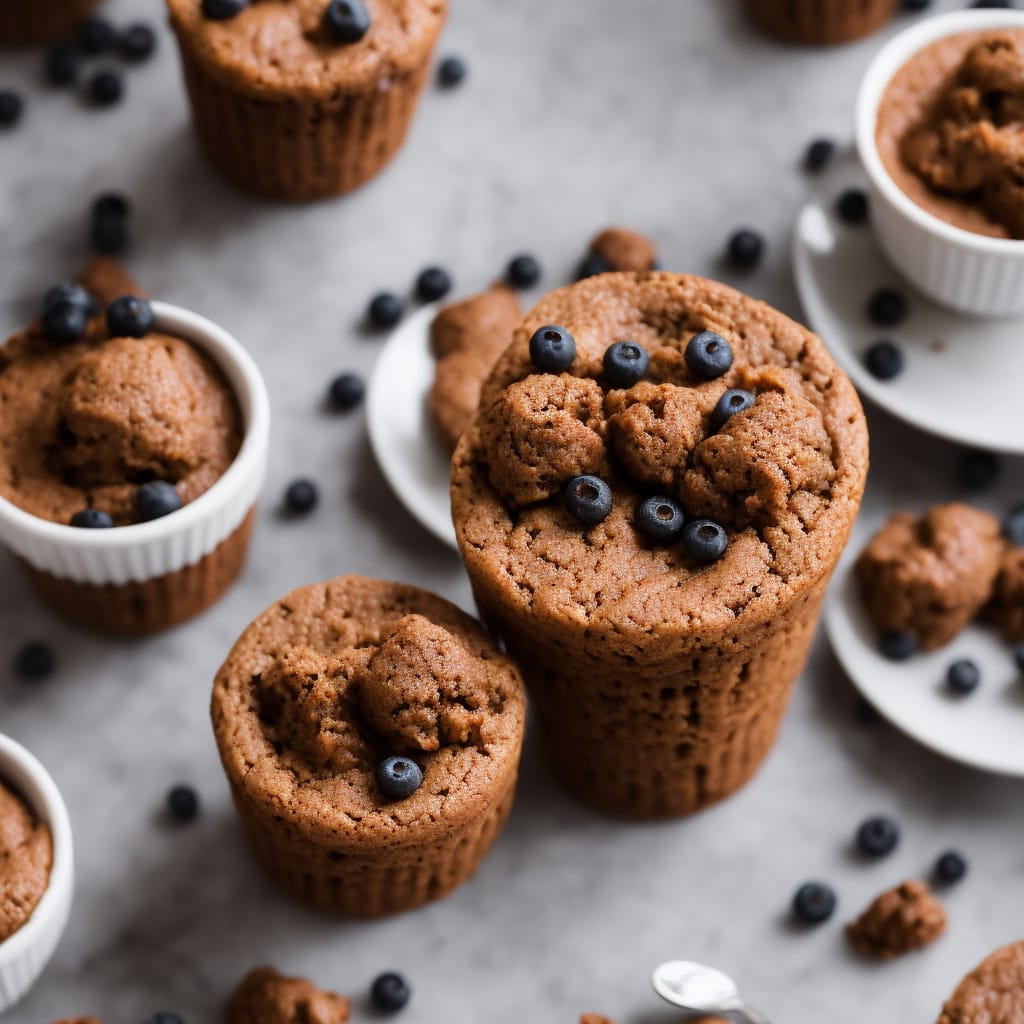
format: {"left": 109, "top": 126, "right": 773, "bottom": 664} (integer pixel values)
{"left": 0, "top": 300, "right": 270, "bottom": 549}
{"left": 855, "top": 8, "right": 1024, "bottom": 256}
{"left": 0, "top": 733, "right": 73, "bottom": 967}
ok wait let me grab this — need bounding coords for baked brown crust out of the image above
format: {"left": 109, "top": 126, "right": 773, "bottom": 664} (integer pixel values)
{"left": 225, "top": 966, "right": 350, "bottom": 1024}
{"left": 938, "top": 941, "right": 1024, "bottom": 1024}
{"left": 984, "top": 544, "right": 1024, "bottom": 641}
{"left": 588, "top": 227, "right": 658, "bottom": 272}
{"left": 0, "top": 778, "right": 53, "bottom": 943}
{"left": 846, "top": 880, "right": 947, "bottom": 960}
{"left": 741, "top": 0, "right": 897, "bottom": 46}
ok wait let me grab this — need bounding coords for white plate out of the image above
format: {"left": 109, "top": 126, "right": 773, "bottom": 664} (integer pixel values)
{"left": 792, "top": 150, "right": 1024, "bottom": 455}
{"left": 825, "top": 555, "right": 1024, "bottom": 778}
{"left": 366, "top": 305, "right": 459, "bottom": 551}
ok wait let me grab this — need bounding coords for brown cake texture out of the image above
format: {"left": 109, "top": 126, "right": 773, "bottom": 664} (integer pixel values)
{"left": 51, "top": 1018, "right": 104, "bottom": 1024}
{"left": 741, "top": 0, "right": 897, "bottom": 46}
{"left": 985, "top": 544, "right": 1024, "bottom": 641}
{"left": 586, "top": 227, "right": 659, "bottom": 274}
{"left": 451, "top": 272, "right": 869, "bottom": 818}
{"left": 226, "top": 966, "right": 350, "bottom": 1024}
{"left": 847, "top": 880, "right": 947, "bottom": 960}
{"left": 0, "top": 0, "right": 100, "bottom": 45}
{"left": 938, "top": 941, "right": 1024, "bottom": 1024}
{"left": 856, "top": 504, "right": 1002, "bottom": 651}
{"left": 0, "top": 777, "right": 53, "bottom": 943}
{"left": 429, "top": 286, "right": 524, "bottom": 451}
{"left": 165, "top": 0, "right": 447, "bottom": 200}
{"left": 211, "top": 575, "right": 527, "bottom": 917}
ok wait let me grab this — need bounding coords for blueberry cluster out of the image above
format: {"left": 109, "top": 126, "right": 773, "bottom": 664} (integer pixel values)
{"left": 203, "top": 0, "right": 373, "bottom": 46}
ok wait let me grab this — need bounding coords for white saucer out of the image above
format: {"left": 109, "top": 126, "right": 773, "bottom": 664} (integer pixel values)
{"left": 793, "top": 151, "right": 1024, "bottom": 455}
{"left": 366, "top": 305, "right": 458, "bottom": 551}
{"left": 825, "top": 555, "right": 1024, "bottom": 778}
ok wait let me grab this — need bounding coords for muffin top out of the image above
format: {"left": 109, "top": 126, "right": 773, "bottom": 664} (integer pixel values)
{"left": 0, "top": 260, "right": 243, "bottom": 528}
{"left": 938, "top": 941, "right": 1024, "bottom": 1024}
{"left": 226, "top": 967, "right": 350, "bottom": 1024}
{"left": 846, "top": 880, "right": 947, "bottom": 960}
{"left": 0, "top": 777, "right": 53, "bottom": 943}
{"left": 165, "top": 0, "right": 448, "bottom": 99}
{"left": 451, "top": 272, "right": 868, "bottom": 638}
{"left": 211, "top": 576, "right": 526, "bottom": 849}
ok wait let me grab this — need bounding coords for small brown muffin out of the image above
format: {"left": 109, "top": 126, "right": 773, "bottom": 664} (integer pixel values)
{"left": 846, "top": 880, "right": 947, "bottom": 960}
{"left": 580, "top": 1016, "right": 615, "bottom": 1024}
{"left": 0, "top": 0, "right": 100, "bottom": 45}
{"left": 0, "top": 777, "right": 53, "bottom": 943}
{"left": 212, "top": 575, "right": 527, "bottom": 917}
{"left": 226, "top": 966, "right": 350, "bottom": 1024}
{"left": 937, "top": 941, "right": 1024, "bottom": 1024}
{"left": 855, "top": 504, "right": 1003, "bottom": 651}
{"left": 984, "top": 545, "right": 1024, "bottom": 641}
{"left": 165, "top": 0, "right": 447, "bottom": 200}
{"left": 587, "top": 227, "right": 659, "bottom": 274}
{"left": 428, "top": 286, "right": 523, "bottom": 451}
{"left": 741, "top": 0, "right": 898, "bottom": 46}
{"left": 51, "top": 1018, "right": 105, "bottom": 1024}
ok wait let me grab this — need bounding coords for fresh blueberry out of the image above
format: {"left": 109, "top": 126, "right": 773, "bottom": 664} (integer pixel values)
{"left": 1004, "top": 503, "right": 1024, "bottom": 546}
{"left": 79, "top": 16, "right": 116, "bottom": 54}
{"left": 0, "top": 90, "right": 24, "bottom": 128}
{"left": 836, "top": 189, "right": 869, "bottom": 225}
{"left": 13, "top": 642, "right": 55, "bottom": 682}
{"left": 371, "top": 972, "right": 412, "bottom": 1013}
{"left": 726, "top": 228, "right": 764, "bottom": 270}
{"left": 41, "top": 300, "right": 88, "bottom": 344}
{"left": 135, "top": 481, "right": 182, "bottom": 522}
{"left": 438, "top": 55, "right": 467, "bottom": 87}
{"left": 93, "top": 192, "right": 131, "bottom": 220}
{"left": 864, "top": 340, "right": 903, "bottom": 381}
{"left": 1015, "top": 642, "right": 1024, "bottom": 674}
{"left": 141, "top": 1014, "right": 185, "bottom": 1024}
{"left": 960, "top": 449, "right": 1000, "bottom": 491}
{"left": 934, "top": 850, "right": 968, "bottom": 884}
{"left": 867, "top": 288, "right": 908, "bottom": 327}
{"left": 367, "top": 291, "right": 403, "bottom": 329}
{"left": 107, "top": 295, "right": 154, "bottom": 338}
{"left": 70, "top": 508, "right": 114, "bottom": 528}
{"left": 166, "top": 784, "right": 200, "bottom": 823}
{"left": 119, "top": 23, "right": 157, "bottom": 63}
{"left": 603, "top": 340, "right": 649, "bottom": 388}
{"left": 415, "top": 266, "right": 452, "bottom": 303}
{"left": 328, "top": 372, "right": 365, "bottom": 411}
{"left": 971, "top": 0, "right": 1014, "bottom": 7}
{"left": 529, "top": 325, "right": 576, "bottom": 373}
{"left": 202, "top": 0, "right": 248, "bottom": 18}
{"left": 284, "top": 479, "right": 319, "bottom": 515}
{"left": 636, "top": 496, "right": 685, "bottom": 544}
{"left": 682, "top": 519, "right": 729, "bottom": 564}
{"left": 325, "top": 0, "right": 371, "bottom": 43}
{"left": 88, "top": 69, "right": 124, "bottom": 107}
{"left": 43, "top": 281, "right": 97, "bottom": 317}
{"left": 506, "top": 253, "right": 541, "bottom": 289}
{"left": 804, "top": 138, "right": 836, "bottom": 173}
{"left": 46, "top": 43, "right": 80, "bottom": 87}
{"left": 902, "top": 0, "right": 932, "bottom": 9}
{"left": 947, "top": 658, "right": 981, "bottom": 696}
{"left": 685, "top": 330, "right": 733, "bottom": 380}
{"left": 711, "top": 388, "right": 755, "bottom": 429}
{"left": 576, "top": 252, "right": 613, "bottom": 279}
{"left": 376, "top": 757, "right": 423, "bottom": 800}
{"left": 879, "top": 630, "right": 916, "bottom": 661}
{"left": 792, "top": 882, "right": 837, "bottom": 925}
{"left": 562, "top": 475, "right": 613, "bottom": 526}
{"left": 857, "top": 816, "right": 900, "bottom": 857}
{"left": 91, "top": 212, "right": 129, "bottom": 254}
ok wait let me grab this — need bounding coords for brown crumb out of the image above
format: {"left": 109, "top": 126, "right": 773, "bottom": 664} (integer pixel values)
{"left": 846, "top": 880, "right": 947, "bottom": 960}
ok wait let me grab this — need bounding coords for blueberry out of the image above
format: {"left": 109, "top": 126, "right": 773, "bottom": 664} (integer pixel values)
{"left": 506, "top": 253, "right": 541, "bottom": 289}
{"left": 792, "top": 882, "right": 837, "bottom": 925}
{"left": 529, "top": 325, "right": 576, "bottom": 373}
{"left": 202, "top": 0, "right": 248, "bottom": 18}
{"left": 684, "top": 330, "right": 733, "bottom": 380}
{"left": 603, "top": 340, "right": 649, "bottom": 388}
{"left": 42, "top": 281, "right": 97, "bottom": 317}
{"left": 119, "top": 23, "right": 157, "bottom": 63}
{"left": 804, "top": 138, "right": 836, "bottom": 173}
{"left": 325, "top": 0, "right": 371, "bottom": 43}
{"left": 864, "top": 340, "right": 903, "bottom": 381}
{"left": 947, "top": 658, "right": 981, "bottom": 696}
{"left": 682, "top": 519, "right": 729, "bottom": 564}
{"left": 857, "top": 816, "right": 900, "bottom": 857}
{"left": 562, "top": 475, "right": 613, "bottom": 526}
{"left": 284, "top": 479, "right": 319, "bottom": 515}
{"left": 1015, "top": 642, "right": 1024, "bottom": 674}
{"left": 141, "top": 1014, "right": 185, "bottom": 1024}
{"left": 879, "top": 630, "right": 916, "bottom": 661}
{"left": 726, "top": 228, "right": 764, "bottom": 270}
{"left": 70, "top": 508, "right": 114, "bottom": 528}
{"left": 0, "top": 90, "right": 24, "bottom": 129}
{"left": 1004, "top": 503, "right": 1024, "bottom": 546}
{"left": 46, "top": 43, "right": 80, "bottom": 87}
{"left": 415, "top": 266, "right": 452, "bottom": 303}
{"left": 376, "top": 757, "right": 423, "bottom": 800}
{"left": 371, "top": 972, "right": 412, "bottom": 1013}
{"left": 41, "top": 300, "right": 88, "bottom": 344}
{"left": 438, "top": 55, "right": 467, "bottom": 88}
{"left": 971, "top": 0, "right": 1014, "bottom": 7}
{"left": 960, "top": 449, "right": 1000, "bottom": 491}
{"left": 902, "top": 0, "right": 932, "bottom": 8}
{"left": 93, "top": 192, "right": 131, "bottom": 220}
{"left": 576, "top": 253, "right": 613, "bottom": 279}
{"left": 636, "top": 496, "right": 685, "bottom": 544}
{"left": 836, "top": 189, "right": 869, "bottom": 225}
{"left": 88, "top": 69, "right": 124, "bottom": 107}
{"left": 135, "top": 481, "right": 182, "bottom": 522}
{"left": 367, "top": 291, "right": 403, "bottom": 329}
{"left": 328, "top": 372, "right": 365, "bottom": 411}
{"left": 711, "top": 388, "right": 755, "bottom": 429}
{"left": 107, "top": 295, "right": 154, "bottom": 338}
{"left": 79, "top": 16, "right": 116, "bottom": 54}
{"left": 867, "top": 288, "right": 907, "bottom": 327}
{"left": 166, "top": 784, "right": 200, "bottom": 823}
{"left": 934, "top": 850, "right": 968, "bottom": 884}
{"left": 13, "top": 642, "right": 55, "bottom": 682}
{"left": 91, "top": 212, "right": 129, "bottom": 255}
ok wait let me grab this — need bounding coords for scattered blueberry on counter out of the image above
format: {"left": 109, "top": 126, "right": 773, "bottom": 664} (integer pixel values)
{"left": 438, "top": 55, "right": 467, "bottom": 88}
{"left": 506, "top": 253, "right": 541, "bottom": 289}
{"left": 530, "top": 325, "right": 576, "bottom": 372}
{"left": 563, "top": 475, "right": 614, "bottom": 526}
{"left": 863, "top": 339, "right": 903, "bottom": 381}
{"left": 415, "top": 266, "right": 452, "bottom": 303}
{"left": 792, "top": 882, "right": 837, "bottom": 925}
{"left": 284, "top": 479, "right": 320, "bottom": 516}
{"left": 166, "top": 785, "right": 200, "bottom": 824}
{"left": 0, "top": 90, "right": 24, "bottom": 129}
{"left": 88, "top": 69, "right": 125, "bottom": 108}
{"left": 119, "top": 23, "right": 157, "bottom": 63}
{"left": 804, "top": 137, "right": 835, "bottom": 173}
{"left": 946, "top": 658, "right": 981, "bottom": 696}
{"left": 836, "top": 189, "right": 869, "bottom": 226}
{"left": 328, "top": 372, "right": 366, "bottom": 412}
{"left": 367, "top": 291, "right": 404, "bottom": 329}
{"left": 79, "top": 16, "right": 116, "bottom": 55}
{"left": 135, "top": 481, "right": 183, "bottom": 522}
{"left": 879, "top": 630, "right": 917, "bottom": 661}
{"left": 726, "top": 228, "right": 764, "bottom": 270}
{"left": 46, "top": 43, "right": 81, "bottom": 87}
{"left": 141, "top": 1013, "right": 185, "bottom": 1024}
{"left": 371, "top": 972, "right": 412, "bottom": 1013}
{"left": 856, "top": 816, "right": 901, "bottom": 857}
{"left": 376, "top": 757, "right": 423, "bottom": 800}
{"left": 959, "top": 448, "right": 1000, "bottom": 491}
{"left": 13, "top": 642, "right": 56, "bottom": 682}
{"left": 91, "top": 192, "right": 132, "bottom": 254}
{"left": 867, "top": 288, "right": 908, "bottom": 327}
{"left": 934, "top": 850, "right": 968, "bottom": 885}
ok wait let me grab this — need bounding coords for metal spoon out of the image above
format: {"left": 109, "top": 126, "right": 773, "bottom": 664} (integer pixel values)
{"left": 651, "top": 960, "right": 772, "bottom": 1024}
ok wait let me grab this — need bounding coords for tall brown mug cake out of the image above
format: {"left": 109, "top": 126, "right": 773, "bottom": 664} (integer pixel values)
{"left": 742, "top": 0, "right": 898, "bottom": 46}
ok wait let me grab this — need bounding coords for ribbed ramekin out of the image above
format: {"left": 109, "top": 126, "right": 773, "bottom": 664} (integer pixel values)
{"left": 0, "top": 734, "right": 74, "bottom": 1014}
{"left": 856, "top": 9, "right": 1024, "bottom": 317}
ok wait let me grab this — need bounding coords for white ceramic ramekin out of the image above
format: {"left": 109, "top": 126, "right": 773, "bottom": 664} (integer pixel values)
{"left": 856, "top": 9, "right": 1024, "bottom": 318}
{"left": 0, "top": 734, "right": 74, "bottom": 1014}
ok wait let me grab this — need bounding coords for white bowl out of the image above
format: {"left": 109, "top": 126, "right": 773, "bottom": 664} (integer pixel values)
{"left": 856, "top": 9, "right": 1024, "bottom": 317}
{"left": 0, "top": 301, "right": 270, "bottom": 586}
{"left": 0, "top": 734, "right": 74, "bottom": 1013}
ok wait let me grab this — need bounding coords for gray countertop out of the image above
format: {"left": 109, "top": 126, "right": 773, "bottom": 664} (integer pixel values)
{"left": 2, "top": 1, "right": 1023, "bottom": 1021}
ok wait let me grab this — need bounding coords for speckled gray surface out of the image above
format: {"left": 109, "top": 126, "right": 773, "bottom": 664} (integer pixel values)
{"left": 2, "top": 1, "right": 1023, "bottom": 1022}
